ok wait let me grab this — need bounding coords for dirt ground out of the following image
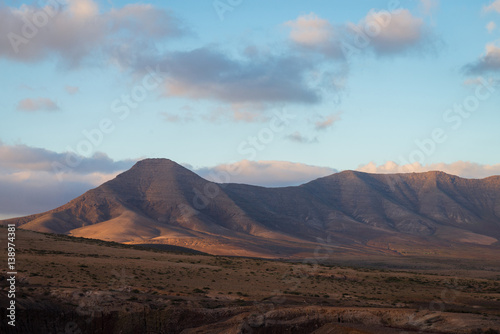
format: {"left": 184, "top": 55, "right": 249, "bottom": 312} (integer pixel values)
{"left": 1, "top": 227, "right": 499, "bottom": 333}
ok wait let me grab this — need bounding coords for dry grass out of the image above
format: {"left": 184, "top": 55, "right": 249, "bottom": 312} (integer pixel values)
{"left": 1, "top": 227, "right": 500, "bottom": 333}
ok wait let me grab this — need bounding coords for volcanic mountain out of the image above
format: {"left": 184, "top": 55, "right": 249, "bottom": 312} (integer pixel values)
{"left": 3, "top": 158, "right": 500, "bottom": 258}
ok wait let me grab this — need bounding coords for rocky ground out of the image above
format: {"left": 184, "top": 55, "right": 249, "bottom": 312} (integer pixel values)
{"left": 1, "top": 228, "right": 500, "bottom": 333}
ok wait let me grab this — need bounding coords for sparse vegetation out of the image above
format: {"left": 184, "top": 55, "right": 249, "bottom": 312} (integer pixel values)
{"left": 1, "top": 227, "right": 499, "bottom": 333}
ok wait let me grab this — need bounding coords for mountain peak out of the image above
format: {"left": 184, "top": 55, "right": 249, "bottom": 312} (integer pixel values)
{"left": 124, "top": 158, "right": 192, "bottom": 176}
{"left": 132, "top": 158, "right": 178, "bottom": 168}
{"left": 104, "top": 158, "right": 203, "bottom": 195}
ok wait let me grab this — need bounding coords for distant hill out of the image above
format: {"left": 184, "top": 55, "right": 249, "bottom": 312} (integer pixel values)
{"left": 2, "top": 158, "right": 500, "bottom": 258}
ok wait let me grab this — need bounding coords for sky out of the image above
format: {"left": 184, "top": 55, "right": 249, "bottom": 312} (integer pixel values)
{"left": 0, "top": 0, "right": 500, "bottom": 218}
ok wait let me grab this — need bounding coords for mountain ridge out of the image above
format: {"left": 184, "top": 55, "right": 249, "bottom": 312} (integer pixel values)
{"left": 2, "top": 158, "right": 500, "bottom": 258}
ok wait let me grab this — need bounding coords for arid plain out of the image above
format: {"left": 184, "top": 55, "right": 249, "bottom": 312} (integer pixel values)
{"left": 1, "top": 227, "right": 499, "bottom": 333}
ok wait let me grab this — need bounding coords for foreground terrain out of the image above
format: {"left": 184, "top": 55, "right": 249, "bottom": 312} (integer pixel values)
{"left": 1, "top": 228, "right": 500, "bottom": 333}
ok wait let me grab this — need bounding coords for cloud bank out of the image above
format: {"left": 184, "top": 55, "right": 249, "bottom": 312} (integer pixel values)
{"left": 357, "top": 161, "right": 500, "bottom": 179}
{"left": 484, "top": 0, "right": 500, "bottom": 13}
{"left": 286, "top": 131, "right": 318, "bottom": 144}
{"left": 463, "top": 44, "right": 500, "bottom": 75}
{"left": 0, "top": 0, "right": 186, "bottom": 66}
{"left": 285, "top": 13, "right": 343, "bottom": 58}
{"left": 354, "top": 9, "right": 428, "bottom": 56}
{"left": 0, "top": 142, "right": 135, "bottom": 174}
{"left": 194, "top": 160, "right": 337, "bottom": 187}
{"left": 16, "top": 97, "right": 59, "bottom": 112}
{"left": 0, "top": 142, "right": 135, "bottom": 217}
{"left": 315, "top": 113, "right": 341, "bottom": 131}
{"left": 286, "top": 9, "right": 435, "bottom": 58}
{"left": 157, "top": 47, "right": 320, "bottom": 105}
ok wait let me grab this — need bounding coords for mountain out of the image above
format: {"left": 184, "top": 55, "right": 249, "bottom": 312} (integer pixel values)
{"left": 2, "top": 158, "right": 500, "bottom": 258}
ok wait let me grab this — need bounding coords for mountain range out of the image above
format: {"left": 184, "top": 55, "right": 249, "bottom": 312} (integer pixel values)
{"left": 3, "top": 158, "right": 500, "bottom": 258}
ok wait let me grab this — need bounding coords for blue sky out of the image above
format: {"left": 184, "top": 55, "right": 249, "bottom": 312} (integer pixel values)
{"left": 1, "top": 0, "right": 500, "bottom": 217}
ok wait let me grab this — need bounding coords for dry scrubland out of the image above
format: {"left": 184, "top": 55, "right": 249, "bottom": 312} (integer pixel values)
{"left": 1, "top": 227, "right": 500, "bottom": 334}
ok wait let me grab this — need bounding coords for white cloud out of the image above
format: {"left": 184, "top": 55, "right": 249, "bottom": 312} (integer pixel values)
{"left": 463, "top": 43, "right": 500, "bottom": 74}
{"left": 68, "top": 0, "right": 99, "bottom": 18}
{"left": 419, "top": 0, "right": 439, "bottom": 15}
{"left": 65, "top": 85, "right": 80, "bottom": 94}
{"left": 355, "top": 9, "right": 427, "bottom": 55}
{"left": 484, "top": 0, "right": 500, "bottom": 13}
{"left": 108, "top": 4, "right": 182, "bottom": 37}
{"left": 286, "top": 13, "right": 332, "bottom": 46}
{"left": 16, "top": 97, "right": 59, "bottom": 112}
{"left": 284, "top": 13, "right": 343, "bottom": 58}
{"left": 0, "top": 0, "right": 186, "bottom": 66}
{"left": 0, "top": 142, "right": 135, "bottom": 217}
{"left": 150, "top": 47, "right": 320, "bottom": 105}
{"left": 357, "top": 161, "right": 500, "bottom": 179}
{"left": 195, "top": 160, "right": 337, "bottom": 187}
{"left": 486, "top": 21, "right": 496, "bottom": 33}
{"left": 286, "top": 131, "right": 318, "bottom": 144}
{"left": 315, "top": 113, "right": 341, "bottom": 130}
{"left": 0, "top": 170, "right": 119, "bottom": 217}
{"left": 463, "top": 76, "right": 496, "bottom": 86}
{"left": 0, "top": 141, "right": 135, "bottom": 174}
{"left": 286, "top": 9, "right": 434, "bottom": 58}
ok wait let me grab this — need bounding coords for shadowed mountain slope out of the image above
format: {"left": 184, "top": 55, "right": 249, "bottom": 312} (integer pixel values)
{"left": 2, "top": 159, "right": 500, "bottom": 257}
